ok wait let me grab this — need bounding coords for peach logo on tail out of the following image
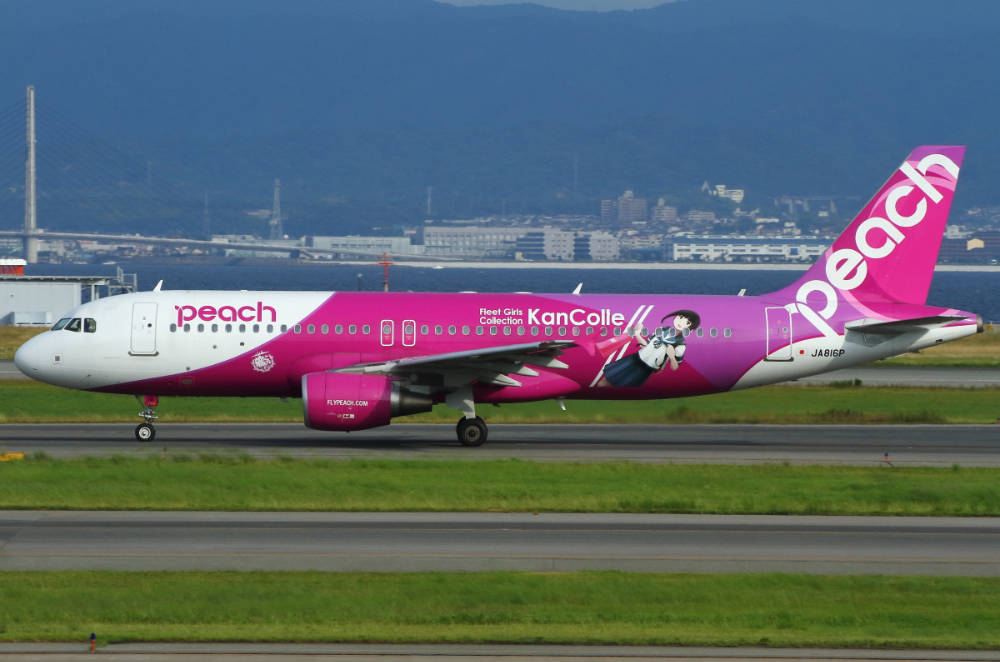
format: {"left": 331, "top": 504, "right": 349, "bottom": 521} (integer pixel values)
{"left": 793, "top": 152, "right": 959, "bottom": 338}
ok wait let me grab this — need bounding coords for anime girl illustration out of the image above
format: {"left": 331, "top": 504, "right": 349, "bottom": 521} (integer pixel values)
{"left": 598, "top": 309, "right": 701, "bottom": 388}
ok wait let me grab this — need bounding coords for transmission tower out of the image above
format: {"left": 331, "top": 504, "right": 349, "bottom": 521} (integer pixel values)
{"left": 268, "top": 178, "right": 283, "bottom": 240}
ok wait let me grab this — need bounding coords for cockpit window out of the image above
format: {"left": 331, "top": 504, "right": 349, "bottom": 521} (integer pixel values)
{"left": 84, "top": 318, "right": 97, "bottom": 333}
{"left": 65, "top": 318, "right": 82, "bottom": 332}
{"left": 52, "top": 318, "right": 70, "bottom": 331}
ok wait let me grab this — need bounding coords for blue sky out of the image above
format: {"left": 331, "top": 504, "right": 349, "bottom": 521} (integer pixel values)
{"left": 436, "top": 0, "right": 673, "bottom": 11}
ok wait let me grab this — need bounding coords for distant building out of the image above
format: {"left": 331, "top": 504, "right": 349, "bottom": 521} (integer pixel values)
{"left": 600, "top": 199, "right": 617, "bottom": 223}
{"left": 773, "top": 195, "right": 854, "bottom": 219}
{"left": 0, "top": 279, "right": 79, "bottom": 325}
{"left": 685, "top": 209, "right": 717, "bottom": 223}
{"left": 667, "top": 235, "right": 829, "bottom": 263}
{"left": 573, "top": 231, "right": 620, "bottom": 261}
{"left": 0, "top": 237, "right": 22, "bottom": 257}
{"left": 0, "top": 262, "right": 137, "bottom": 325}
{"left": 651, "top": 198, "right": 678, "bottom": 223}
{"left": 939, "top": 231, "right": 1000, "bottom": 263}
{"left": 210, "top": 234, "right": 300, "bottom": 258}
{"left": 422, "top": 226, "right": 523, "bottom": 258}
{"left": 944, "top": 224, "right": 971, "bottom": 239}
{"left": 618, "top": 233, "right": 664, "bottom": 261}
{"left": 515, "top": 229, "right": 575, "bottom": 261}
{"left": 602, "top": 191, "right": 648, "bottom": 224}
{"left": 701, "top": 181, "right": 745, "bottom": 204}
{"left": 616, "top": 190, "right": 648, "bottom": 224}
{"left": 306, "top": 235, "right": 421, "bottom": 257}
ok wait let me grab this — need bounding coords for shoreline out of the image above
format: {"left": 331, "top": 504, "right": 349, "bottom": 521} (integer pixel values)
{"left": 315, "top": 260, "right": 1000, "bottom": 273}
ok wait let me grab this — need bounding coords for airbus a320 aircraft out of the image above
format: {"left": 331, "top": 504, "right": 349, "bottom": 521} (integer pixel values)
{"left": 15, "top": 146, "right": 980, "bottom": 446}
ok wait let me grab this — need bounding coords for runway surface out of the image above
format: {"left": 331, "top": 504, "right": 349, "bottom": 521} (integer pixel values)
{"left": 0, "top": 360, "right": 23, "bottom": 379}
{"left": 2, "top": 422, "right": 999, "bottom": 466}
{"left": 1, "top": 511, "right": 997, "bottom": 575}
{"left": 796, "top": 365, "right": 1000, "bottom": 387}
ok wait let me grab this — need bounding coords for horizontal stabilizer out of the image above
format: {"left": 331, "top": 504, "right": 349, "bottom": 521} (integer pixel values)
{"left": 845, "top": 315, "right": 966, "bottom": 336}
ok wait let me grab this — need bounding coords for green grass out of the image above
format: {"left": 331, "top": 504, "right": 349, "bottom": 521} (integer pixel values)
{"left": 1, "top": 457, "right": 998, "bottom": 515}
{"left": 0, "top": 326, "right": 44, "bottom": 360}
{"left": 0, "top": 571, "right": 997, "bottom": 648}
{"left": 878, "top": 326, "right": 1000, "bottom": 366}
{"left": 2, "top": 379, "right": 1000, "bottom": 424}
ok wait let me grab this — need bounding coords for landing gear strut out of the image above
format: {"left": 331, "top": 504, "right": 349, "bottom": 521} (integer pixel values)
{"left": 446, "top": 387, "right": 488, "bottom": 447}
{"left": 135, "top": 394, "right": 159, "bottom": 442}
{"left": 456, "top": 416, "right": 488, "bottom": 447}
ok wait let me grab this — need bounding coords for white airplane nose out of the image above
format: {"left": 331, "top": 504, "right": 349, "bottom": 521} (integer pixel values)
{"left": 13, "top": 334, "right": 44, "bottom": 377}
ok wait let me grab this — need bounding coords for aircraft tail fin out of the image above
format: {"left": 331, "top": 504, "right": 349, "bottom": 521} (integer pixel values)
{"left": 774, "top": 146, "right": 964, "bottom": 306}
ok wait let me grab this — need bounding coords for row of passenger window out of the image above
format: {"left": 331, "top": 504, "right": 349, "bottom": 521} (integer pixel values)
{"left": 170, "top": 323, "right": 291, "bottom": 334}
{"left": 168, "top": 321, "right": 733, "bottom": 339}
{"left": 52, "top": 317, "right": 97, "bottom": 333}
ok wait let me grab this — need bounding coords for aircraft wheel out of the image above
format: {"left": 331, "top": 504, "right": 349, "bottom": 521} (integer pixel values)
{"left": 135, "top": 423, "right": 156, "bottom": 442}
{"left": 456, "top": 417, "right": 487, "bottom": 447}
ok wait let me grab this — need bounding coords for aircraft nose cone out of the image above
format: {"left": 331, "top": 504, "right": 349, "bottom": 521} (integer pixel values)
{"left": 13, "top": 334, "right": 43, "bottom": 377}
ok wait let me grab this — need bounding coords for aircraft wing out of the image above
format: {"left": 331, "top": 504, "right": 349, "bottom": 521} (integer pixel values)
{"left": 845, "top": 315, "right": 967, "bottom": 336}
{"left": 334, "top": 340, "right": 576, "bottom": 387}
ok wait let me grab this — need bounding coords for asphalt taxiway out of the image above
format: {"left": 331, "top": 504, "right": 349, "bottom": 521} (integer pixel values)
{"left": 1, "top": 422, "right": 998, "bottom": 465}
{"left": 1, "top": 511, "right": 997, "bottom": 575}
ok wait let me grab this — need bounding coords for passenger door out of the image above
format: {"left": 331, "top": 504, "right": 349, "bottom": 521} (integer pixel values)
{"left": 130, "top": 302, "right": 158, "bottom": 355}
{"left": 764, "top": 306, "right": 793, "bottom": 361}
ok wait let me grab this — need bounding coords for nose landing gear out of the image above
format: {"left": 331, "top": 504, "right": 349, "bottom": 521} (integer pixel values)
{"left": 135, "top": 394, "right": 159, "bottom": 442}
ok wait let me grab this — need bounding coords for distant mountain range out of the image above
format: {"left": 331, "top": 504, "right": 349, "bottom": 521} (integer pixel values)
{"left": 0, "top": 0, "right": 998, "bottom": 237}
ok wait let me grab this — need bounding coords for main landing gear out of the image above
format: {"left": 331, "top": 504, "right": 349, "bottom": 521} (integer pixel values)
{"left": 456, "top": 416, "right": 488, "bottom": 447}
{"left": 135, "top": 394, "right": 159, "bottom": 442}
{"left": 447, "top": 387, "right": 488, "bottom": 447}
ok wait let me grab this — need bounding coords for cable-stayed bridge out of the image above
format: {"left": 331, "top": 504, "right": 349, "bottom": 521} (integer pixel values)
{"left": 0, "top": 87, "right": 410, "bottom": 263}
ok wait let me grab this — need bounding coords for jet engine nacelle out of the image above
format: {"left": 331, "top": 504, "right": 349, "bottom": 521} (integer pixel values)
{"left": 301, "top": 372, "right": 433, "bottom": 431}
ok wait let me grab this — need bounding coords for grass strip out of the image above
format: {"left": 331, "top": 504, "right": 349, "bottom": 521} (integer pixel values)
{"left": 877, "top": 326, "right": 1000, "bottom": 366}
{"left": 3, "top": 380, "right": 1000, "bottom": 423}
{"left": 0, "top": 327, "right": 44, "bottom": 360}
{"left": 0, "top": 571, "right": 998, "bottom": 648}
{"left": 1, "top": 457, "right": 998, "bottom": 514}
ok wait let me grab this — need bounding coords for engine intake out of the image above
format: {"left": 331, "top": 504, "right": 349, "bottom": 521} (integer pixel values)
{"left": 301, "top": 372, "right": 432, "bottom": 431}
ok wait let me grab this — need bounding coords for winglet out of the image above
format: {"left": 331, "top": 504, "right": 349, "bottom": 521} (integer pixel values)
{"left": 572, "top": 283, "right": 583, "bottom": 295}
{"left": 153, "top": 280, "right": 163, "bottom": 292}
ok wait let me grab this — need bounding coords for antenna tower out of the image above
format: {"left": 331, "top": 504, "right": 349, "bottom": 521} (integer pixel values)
{"left": 268, "top": 178, "right": 283, "bottom": 240}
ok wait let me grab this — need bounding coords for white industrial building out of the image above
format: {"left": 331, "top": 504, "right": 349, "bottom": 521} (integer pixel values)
{"left": 0, "top": 261, "right": 137, "bottom": 325}
{"left": 667, "top": 236, "right": 830, "bottom": 262}
{"left": 422, "top": 226, "right": 525, "bottom": 258}
{"left": 305, "top": 235, "right": 424, "bottom": 257}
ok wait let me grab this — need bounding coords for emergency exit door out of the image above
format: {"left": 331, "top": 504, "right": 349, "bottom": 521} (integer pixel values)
{"left": 130, "top": 302, "right": 158, "bottom": 355}
{"left": 380, "top": 319, "right": 394, "bottom": 347}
